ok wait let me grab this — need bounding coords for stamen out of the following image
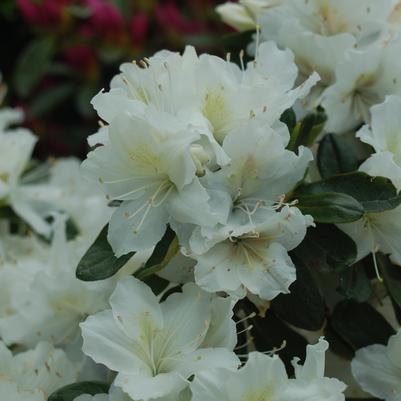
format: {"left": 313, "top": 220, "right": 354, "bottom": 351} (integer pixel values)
{"left": 237, "top": 325, "right": 253, "bottom": 336}
{"left": 255, "top": 24, "right": 261, "bottom": 61}
{"left": 239, "top": 49, "right": 245, "bottom": 71}
{"left": 236, "top": 312, "right": 256, "bottom": 325}
{"left": 235, "top": 337, "right": 254, "bottom": 351}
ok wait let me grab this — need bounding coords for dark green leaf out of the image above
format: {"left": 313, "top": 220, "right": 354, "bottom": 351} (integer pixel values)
{"left": 30, "top": 83, "right": 75, "bottom": 118}
{"left": 287, "top": 111, "right": 326, "bottom": 152}
{"left": 337, "top": 264, "right": 372, "bottom": 302}
{"left": 271, "top": 256, "right": 325, "bottom": 330}
{"left": 144, "top": 275, "right": 170, "bottom": 296}
{"left": 76, "top": 224, "right": 135, "bottom": 281}
{"left": 379, "top": 253, "right": 401, "bottom": 310}
{"left": 242, "top": 300, "right": 308, "bottom": 376}
{"left": 330, "top": 300, "right": 395, "bottom": 351}
{"left": 324, "top": 320, "right": 354, "bottom": 360}
{"left": 296, "top": 192, "right": 364, "bottom": 223}
{"left": 297, "top": 172, "right": 401, "bottom": 213}
{"left": 294, "top": 224, "right": 357, "bottom": 271}
{"left": 317, "top": 133, "right": 363, "bottom": 179}
{"left": 135, "top": 226, "right": 178, "bottom": 280}
{"left": 280, "top": 108, "right": 297, "bottom": 133}
{"left": 14, "top": 37, "right": 56, "bottom": 97}
{"left": 48, "top": 381, "right": 109, "bottom": 401}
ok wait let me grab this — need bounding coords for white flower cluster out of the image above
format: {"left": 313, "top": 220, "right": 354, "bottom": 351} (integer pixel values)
{"left": 339, "top": 95, "right": 401, "bottom": 265}
{"left": 2, "top": 0, "right": 401, "bottom": 398}
{"left": 82, "top": 42, "right": 318, "bottom": 301}
{"left": 218, "top": 0, "right": 401, "bottom": 133}
{"left": 0, "top": 87, "right": 116, "bottom": 398}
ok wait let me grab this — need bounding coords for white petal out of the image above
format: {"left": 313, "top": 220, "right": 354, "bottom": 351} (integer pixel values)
{"left": 115, "top": 371, "right": 187, "bottom": 401}
{"left": 80, "top": 310, "right": 144, "bottom": 374}
{"left": 351, "top": 344, "right": 401, "bottom": 399}
{"left": 108, "top": 194, "right": 169, "bottom": 256}
{"left": 109, "top": 276, "right": 163, "bottom": 341}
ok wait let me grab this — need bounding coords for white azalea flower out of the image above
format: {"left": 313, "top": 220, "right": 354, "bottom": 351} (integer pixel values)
{"left": 0, "top": 127, "right": 54, "bottom": 236}
{"left": 191, "top": 338, "right": 345, "bottom": 401}
{"left": 357, "top": 95, "right": 401, "bottom": 189}
{"left": 80, "top": 276, "right": 239, "bottom": 401}
{"left": 90, "top": 41, "right": 318, "bottom": 152}
{"left": 351, "top": 329, "right": 401, "bottom": 400}
{"left": 185, "top": 120, "right": 313, "bottom": 299}
{"left": 82, "top": 108, "right": 224, "bottom": 256}
{"left": 338, "top": 96, "right": 401, "bottom": 265}
{"left": 48, "top": 158, "right": 112, "bottom": 244}
{"left": 74, "top": 385, "right": 191, "bottom": 401}
{"left": 257, "top": 0, "right": 394, "bottom": 110}
{"left": 0, "top": 218, "right": 113, "bottom": 347}
{"left": 0, "top": 232, "right": 48, "bottom": 320}
{"left": 322, "top": 42, "right": 401, "bottom": 132}
{"left": 0, "top": 340, "right": 77, "bottom": 397}
{"left": 0, "top": 380, "right": 46, "bottom": 401}
{"left": 216, "top": 0, "right": 281, "bottom": 31}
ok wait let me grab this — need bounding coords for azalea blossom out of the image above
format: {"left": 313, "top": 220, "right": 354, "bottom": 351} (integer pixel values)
{"left": 82, "top": 108, "right": 225, "bottom": 257}
{"left": 191, "top": 338, "right": 346, "bottom": 401}
{"left": 89, "top": 41, "right": 318, "bottom": 152}
{"left": 351, "top": 329, "right": 401, "bottom": 400}
{"left": 322, "top": 42, "right": 401, "bottom": 132}
{"left": 0, "top": 340, "right": 77, "bottom": 399}
{"left": 181, "top": 120, "right": 313, "bottom": 299}
{"left": 338, "top": 96, "right": 401, "bottom": 265}
{"left": 0, "top": 217, "right": 113, "bottom": 347}
{"left": 80, "top": 276, "right": 239, "bottom": 401}
{"left": 216, "top": 0, "right": 281, "bottom": 31}
{"left": 252, "top": 0, "right": 394, "bottom": 111}
{"left": 0, "top": 123, "right": 54, "bottom": 236}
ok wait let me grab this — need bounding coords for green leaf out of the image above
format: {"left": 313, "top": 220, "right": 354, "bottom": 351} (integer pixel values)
{"left": 14, "top": 37, "right": 56, "bottom": 98}
{"left": 280, "top": 108, "right": 297, "bottom": 133}
{"left": 242, "top": 300, "right": 308, "bottom": 376}
{"left": 30, "top": 83, "right": 75, "bottom": 118}
{"left": 330, "top": 300, "right": 395, "bottom": 351}
{"left": 337, "top": 264, "right": 372, "bottom": 302}
{"left": 297, "top": 172, "right": 401, "bottom": 213}
{"left": 287, "top": 111, "right": 326, "bottom": 152}
{"left": 48, "top": 381, "right": 109, "bottom": 401}
{"left": 76, "top": 225, "right": 135, "bottom": 281}
{"left": 271, "top": 256, "right": 325, "bottom": 330}
{"left": 294, "top": 224, "right": 357, "bottom": 271}
{"left": 135, "top": 226, "right": 178, "bottom": 280}
{"left": 379, "top": 253, "right": 401, "bottom": 310}
{"left": 296, "top": 192, "right": 364, "bottom": 223}
{"left": 144, "top": 275, "right": 170, "bottom": 296}
{"left": 317, "top": 133, "right": 362, "bottom": 179}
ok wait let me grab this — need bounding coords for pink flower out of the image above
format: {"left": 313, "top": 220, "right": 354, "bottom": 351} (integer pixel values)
{"left": 129, "top": 12, "right": 149, "bottom": 47}
{"left": 84, "top": 0, "right": 124, "bottom": 40}
{"left": 155, "top": 2, "right": 202, "bottom": 35}
{"left": 63, "top": 44, "right": 97, "bottom": 77}
{"left": 17, "top": 0, "right": 71, "bottom": 27}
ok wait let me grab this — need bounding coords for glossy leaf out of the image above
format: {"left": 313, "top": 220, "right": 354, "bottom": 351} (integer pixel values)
{"left": 297, "top": 172, "right": 401, "bottom": 213}
{"left": 48, "top": 381, "right": 109, "bottom": 401}
{"left": 135, "top": 225, "right": 178, "bottom": 280}
{"left": 271, "top": 256, "right": 325, "bottom": 330}
{"left": 76, "top": 224, "right": 135, "bottom": 281}
{"left": 296, "top": 192, "right": 364, "bottom": 223}
{"left": 317, "top": 133, "right": 362, "bottom": 179}
{"left": 294, "top": 224, "right": 357, "bottom": 271}
{"left": 330, "top": 300, "right": 395, "bottom": 351}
